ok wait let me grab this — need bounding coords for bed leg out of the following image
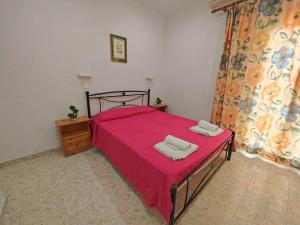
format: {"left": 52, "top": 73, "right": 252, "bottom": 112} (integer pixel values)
{"left": 169, "top": 185, "right": 177, "bottom": 225}
{"left": 227, "top": 131, "right": 235, "bottom": 161}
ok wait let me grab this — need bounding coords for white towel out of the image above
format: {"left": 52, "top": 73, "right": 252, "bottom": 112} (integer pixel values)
{"left": 164, "top": 135, "right": 191, "bottom": 151}
{"left": 190, "top": 125, "right": 223, "bottom": 137}
{"left": 154, "top": 141, "right": 198, "bottom": 160}
{"left": 198, "top": 120, "right": 219, "bottom": 132}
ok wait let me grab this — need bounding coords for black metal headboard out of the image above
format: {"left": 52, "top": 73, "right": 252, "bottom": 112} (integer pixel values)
{"left": 85, "top": 89, "right": 151, "bottom": 117}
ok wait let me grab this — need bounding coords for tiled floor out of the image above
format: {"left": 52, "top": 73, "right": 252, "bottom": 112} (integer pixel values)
{"left": 0, "top": 149, "right": 299, "bottom": 225}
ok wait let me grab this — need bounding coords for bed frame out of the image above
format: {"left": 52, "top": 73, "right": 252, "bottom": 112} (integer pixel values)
{"left": 85, "top": 90, "right": 235, "bottom": 225}
{"left": 85, "top": 90, "right": 151, "bottom": 118}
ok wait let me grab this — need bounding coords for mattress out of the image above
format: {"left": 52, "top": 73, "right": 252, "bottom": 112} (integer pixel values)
{"left": 91, "top": 106, "right": 232, "bottom": 222}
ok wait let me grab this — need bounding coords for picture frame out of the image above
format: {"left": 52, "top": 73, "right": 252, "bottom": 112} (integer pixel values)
{"left": 110, "top": 34, "right": 127, "bottom": 63}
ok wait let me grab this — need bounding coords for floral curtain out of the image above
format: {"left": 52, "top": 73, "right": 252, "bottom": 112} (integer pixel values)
{"left": 211, "top": 0, "right": 300, "bottom": 170}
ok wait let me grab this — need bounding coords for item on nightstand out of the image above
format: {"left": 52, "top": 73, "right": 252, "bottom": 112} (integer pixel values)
{"left": 55, "top": 116, "right": 92, "bottom": 156}
{"left": 68, "top": 105, "right": 79, "bottom": 119}
{"left": 156, "top": 97, "right": 162, "bottom": 104}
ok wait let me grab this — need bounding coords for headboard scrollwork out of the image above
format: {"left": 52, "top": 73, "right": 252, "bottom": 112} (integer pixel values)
{"left": 85, "top": 89, "right": 151, "bottom": 117}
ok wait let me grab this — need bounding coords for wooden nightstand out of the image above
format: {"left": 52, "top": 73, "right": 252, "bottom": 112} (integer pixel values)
{"left": 55, "top": 116, "right": 92, "bottom": 156}
{"left": 151, "top": 103, "right": 168, "bottom": 112}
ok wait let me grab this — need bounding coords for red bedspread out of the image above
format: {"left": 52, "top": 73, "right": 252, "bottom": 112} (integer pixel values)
{"left": 91, "top": 107, "right": 232, "bottom": 222}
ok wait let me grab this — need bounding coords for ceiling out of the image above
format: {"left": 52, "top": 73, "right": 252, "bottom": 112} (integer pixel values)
{"left": 138, "top": 0, "right": 194, "bottom": 15}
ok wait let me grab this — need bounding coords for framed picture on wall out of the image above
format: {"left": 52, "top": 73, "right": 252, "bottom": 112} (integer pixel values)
{"left": 110, "top": 34, "right": 127, "bottom": 63}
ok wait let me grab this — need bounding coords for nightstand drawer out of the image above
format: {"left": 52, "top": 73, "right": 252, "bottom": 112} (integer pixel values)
{"left": 63, "top": 133, "right": 91, "bottom": 146}
{"left": 64, "top": 141, "right": 91, "bottom": 156}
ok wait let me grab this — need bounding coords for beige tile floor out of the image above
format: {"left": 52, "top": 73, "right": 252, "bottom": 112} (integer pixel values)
{"left": 0, "top": 148, "right": 299, "bottom": 225}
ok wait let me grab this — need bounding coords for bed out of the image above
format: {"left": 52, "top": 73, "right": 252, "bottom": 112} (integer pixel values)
{"left": 86, "top": 90, "right": 235, "bottom": 225}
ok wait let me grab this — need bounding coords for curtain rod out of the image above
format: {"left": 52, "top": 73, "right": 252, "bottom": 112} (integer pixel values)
{"left": 211, "top": 0, "right": 247, "bottom": 14}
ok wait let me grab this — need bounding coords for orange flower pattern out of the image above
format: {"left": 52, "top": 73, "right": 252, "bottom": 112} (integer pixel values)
{"left": 226, "top": 82, "right": 241, "bottom": 97}
{"left": 268, "top": 133, "right": 290, "bottom": 151}
{"left": 211, "top": 105, "right": 221, "bottom": 125}
{"left": 246, "top": 65, "right": 264, "bottom": 87}
{"left": 283, "top": 2, "right": 300, "bottom": 29}
{"left": 215, "top": 81, "right": 225, "bottom": 96}
{"left": 262, "top": 83, "right": 281, "bottom": 101}
{"left": 238, "top": 14, "right": 251, "bottom": 43}
{"left": 235, "top": 124, "right": 248, "bottom": 140}
{"left": 256, "top": 114, "right": 273, "bottom": 133}
{"left": 250, "top": 32, "right": 270, "bottom": 52}
{"left": 223, "top": 106, "right": 239, "bottom": 125}
{"left": 211, "top": 0, "right": 300, "bottom": 171}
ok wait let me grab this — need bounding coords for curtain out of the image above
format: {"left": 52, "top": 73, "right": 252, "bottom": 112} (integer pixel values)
{"left": 211, "top": 0, "right": 300, "bottom": 170}
{"left": 209, "top": 0, "right": 239, "bottom": 11}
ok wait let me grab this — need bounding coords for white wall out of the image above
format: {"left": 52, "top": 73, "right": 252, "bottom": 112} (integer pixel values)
{"left": 0, "top": 0, "right": 226, "bottom": 162}
{"left": 0, "top": 0, "right": 164, "bottom": 162}
{"left": 162, "top": 0, "right": 226, "bottom": 120}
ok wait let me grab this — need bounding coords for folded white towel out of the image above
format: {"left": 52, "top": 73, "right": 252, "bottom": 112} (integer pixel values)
{"left": 164, "top": 135, "right": 191, "bottom": 151}
{"left": 198, "top": 120, "right": 219, "bottom": 132}
{"left": 154, "top": 139, "right": 198, "bottom": 160}
{"left": 154, "top": 135, "right": 198, "bottom": 160}
{"left": 190, "top": 125, "right": 223, "bottom": 137}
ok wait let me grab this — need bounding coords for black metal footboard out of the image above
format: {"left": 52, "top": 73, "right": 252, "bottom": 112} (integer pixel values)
{"left": 169, "top": 131, "right": 235, "bottom": 225}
